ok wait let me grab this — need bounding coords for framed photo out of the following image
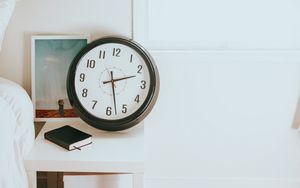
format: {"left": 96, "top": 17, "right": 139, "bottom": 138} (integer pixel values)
{"left": 31, "top": 35, "right": 90, "bottom": 121}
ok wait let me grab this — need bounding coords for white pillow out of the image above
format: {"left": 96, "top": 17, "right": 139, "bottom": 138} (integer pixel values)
{"left": 0, "top": 0, "right": 16, "bottom": 49}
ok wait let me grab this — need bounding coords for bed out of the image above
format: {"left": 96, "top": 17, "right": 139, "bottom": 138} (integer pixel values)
{"left": 0, "top": 0, "right": 35, "bottom": 187}
{"left": 0, "top": 78, "right": 35, "bottom": 188}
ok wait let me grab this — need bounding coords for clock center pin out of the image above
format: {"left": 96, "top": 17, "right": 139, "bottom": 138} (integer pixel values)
{"left": 99, "top": 67, "right": 126, "bottom": 95}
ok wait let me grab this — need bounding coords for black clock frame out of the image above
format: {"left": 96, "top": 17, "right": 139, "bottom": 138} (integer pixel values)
{"left": 67, "top": 36, "right": 160, "bottom": 131}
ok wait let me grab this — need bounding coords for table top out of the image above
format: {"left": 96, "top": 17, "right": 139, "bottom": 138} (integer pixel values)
{"left": 24, "top": 119, "right": 144, "bottom": 173}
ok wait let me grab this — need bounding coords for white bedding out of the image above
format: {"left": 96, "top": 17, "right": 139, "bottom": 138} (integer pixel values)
{"left": 0, "top": 78, "right": 34, "bottom": 188}
{"left": 0, "top": 1, "right": 34, "bottom": 187}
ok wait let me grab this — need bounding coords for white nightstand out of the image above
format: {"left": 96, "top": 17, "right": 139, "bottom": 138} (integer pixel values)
{"left": 24, "top": 119, "right": 144, "bottom": 188}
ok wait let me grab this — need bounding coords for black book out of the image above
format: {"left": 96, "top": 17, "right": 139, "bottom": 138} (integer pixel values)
{"left": 44, "top": 125, "right": 92, "bottom": 151}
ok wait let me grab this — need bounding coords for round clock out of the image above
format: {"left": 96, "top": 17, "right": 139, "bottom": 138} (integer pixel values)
{"left": 67, "top": 36, "right": 160, "bottom": 131}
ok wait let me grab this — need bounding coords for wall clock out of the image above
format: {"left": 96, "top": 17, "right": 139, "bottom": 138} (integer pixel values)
{"left": 67, "top": 36, "right": 159, "bottom": 131}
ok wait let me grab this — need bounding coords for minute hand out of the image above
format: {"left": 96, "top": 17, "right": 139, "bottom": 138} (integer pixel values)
{"left": 103, "top": 75, "right": 136, "bottom": 84}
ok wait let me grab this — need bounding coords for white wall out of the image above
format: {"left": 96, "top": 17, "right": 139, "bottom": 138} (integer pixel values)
{"left": 135, "top": 0, "right": 300, "bottom": 187}
{"left": 1, "top": 0, "right": 300, "bottom": 188}
{"left": 145, "top": 52, "right": 300, "bottom": 187}
{"left": 134, "top": 0, "right": 300, "bottom": 50}
{"left": 0, "top": 0, "right": 132, "bottom": 93}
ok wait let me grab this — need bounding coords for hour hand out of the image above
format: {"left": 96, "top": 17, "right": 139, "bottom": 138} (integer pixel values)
{"left": 103, "top": 75, "right": 136, "bottom": 84}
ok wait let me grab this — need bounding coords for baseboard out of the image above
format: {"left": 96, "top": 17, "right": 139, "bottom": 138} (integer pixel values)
{"left": 145, "top": 177, "right": 300, "bottom": 188}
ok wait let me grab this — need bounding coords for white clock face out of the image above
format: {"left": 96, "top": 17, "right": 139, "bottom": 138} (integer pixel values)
{"left": 74, "top": 43, "right": 151, "bottom": 120}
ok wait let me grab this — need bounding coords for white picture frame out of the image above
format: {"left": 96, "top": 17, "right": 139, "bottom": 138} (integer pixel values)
{"left": 31, "top": 35, "right": 90, "bottom": 121}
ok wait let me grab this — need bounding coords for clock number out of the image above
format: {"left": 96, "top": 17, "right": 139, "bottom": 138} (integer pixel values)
{"left": 82, "top": 88, "right": 88, "bottom": 97}
{"left": 122, "top": 104, "right": 128, "bottom": 114}
{"left": 137, "top": 65, "right": 143, "bottom": 74}
{"left": 106, "top": 107, "right": 112, "bottom": 116}
{"left": 113, "top": 48, "right": 121, "bottom": 57}
{"left": 92, "top": 100, "right": 98, "bottom": 109}
{"left": 134, "top": 95, "right": 140, "bottom": 103}
{"left": 130, "top": 54, "right": 133, "bottom": 63}
{"left": 140, "top": 80, "right": 146, "bottom": 89}
{"left": 87, "top": 59, "right": 95, "bottom": 68}
{"left": 79, "top": 73, "right": 85, "bottom": 82}
{"left": 99, "top": 50, "right": 106, "bottom": 59}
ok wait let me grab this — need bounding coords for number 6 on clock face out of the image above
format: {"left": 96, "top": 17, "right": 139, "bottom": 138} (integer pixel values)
{"left": 67, "top": 37, "right": 160, "bottom": 131}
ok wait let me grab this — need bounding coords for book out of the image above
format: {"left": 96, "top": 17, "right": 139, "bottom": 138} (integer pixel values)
{"left": 44, "top": 125, "right": 92, "bottom": 151}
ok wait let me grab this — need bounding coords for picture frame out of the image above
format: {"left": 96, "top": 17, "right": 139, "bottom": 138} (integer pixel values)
{"left": 31, "top": 35, "right": 90, "bottom": 121}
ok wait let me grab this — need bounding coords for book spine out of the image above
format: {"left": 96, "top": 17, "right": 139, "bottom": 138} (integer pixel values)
{"left": 44, "top": 133, "right": 70, "bottom": 150}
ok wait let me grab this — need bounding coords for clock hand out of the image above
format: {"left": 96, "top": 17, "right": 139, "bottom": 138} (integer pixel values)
{"left": 103, "top": 75, "right": 136, "bottom": 84}
{"left": 110, "top": 71, "right": 117, "bottom": 115}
